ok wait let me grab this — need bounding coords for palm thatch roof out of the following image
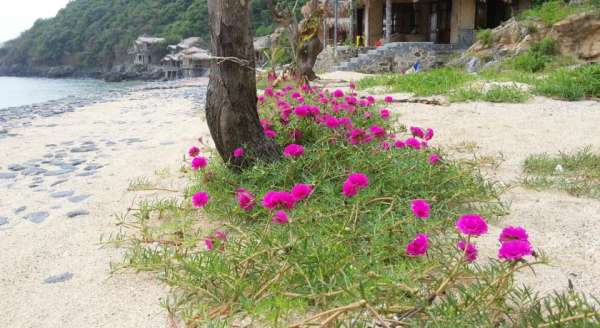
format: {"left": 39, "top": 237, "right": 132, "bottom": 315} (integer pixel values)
{"left": 325, "top": 17, "right": 352, "bottom": 32}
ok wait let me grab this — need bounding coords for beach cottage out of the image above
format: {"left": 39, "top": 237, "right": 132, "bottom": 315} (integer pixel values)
{"left": 129, "top": 36, "right": 167, "bottom": 66}
{"left": 160, "top": 37, "right": 211, "bottom": 79}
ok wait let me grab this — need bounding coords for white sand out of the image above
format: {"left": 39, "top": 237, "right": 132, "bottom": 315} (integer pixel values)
{"left": 0, "top": 79, "right": 212, "bottom": 327}
{"left": 389, "top": 97, "right": 600, "bottom": 296}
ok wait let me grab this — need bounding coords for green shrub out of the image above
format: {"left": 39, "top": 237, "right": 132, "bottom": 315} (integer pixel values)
{"left": 476, "top": 29, "right": 493, "bottom": 47}
{"left": 530, "top": 37, "right": 558, "bottom": 56}
{"left": 534, "top": 64, "right": 600, "bottom": 100}
{"left": 511, "top": 52, "right": 549, "bottom": 72}
{"left": 358, "top": 68, "right": 475, "bottom": 96}
{"left": 115, "top": 83, "right": 599, "bottom": 326}
{"left": 518, "top": 0, "right": 581, "bottom": 25}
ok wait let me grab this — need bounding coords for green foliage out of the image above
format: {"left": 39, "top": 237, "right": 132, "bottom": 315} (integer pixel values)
{"left": 535, "top": 64, "right": 600, "bottom": 100}
{"left": 522, "top": 147, "right": 600, "bottom": 198}
{"left": 510, "top": 37, "right": 557, "bottom": 72}
{"left": 450, "top": 85, "right": 531, "bottom": 103}
{"left": 114, "top": 85, "right": 599, "bottom": 326}
{"left": 518, "top": 0, "right": 598, "bottom": 26}
{"left": 358, "top": 68, "right": 476, "bottom": 97}
{"left": 0, "top": 0, "right": 304, "bottom": 69}
{"left": 476, "top": 29, "right": 493, "bottom": 48}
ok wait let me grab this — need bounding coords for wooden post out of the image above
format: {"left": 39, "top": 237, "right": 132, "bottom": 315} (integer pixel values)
{"left": 334, "top": 0, "right": 338, "bottom": 55}
{"left": 385, "top": 0, "right": 392, "bottom": 43}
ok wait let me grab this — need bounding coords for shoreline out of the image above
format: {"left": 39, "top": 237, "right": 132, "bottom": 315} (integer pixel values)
{"left": 0, "top": 77, "right": 210, "bottom": 326}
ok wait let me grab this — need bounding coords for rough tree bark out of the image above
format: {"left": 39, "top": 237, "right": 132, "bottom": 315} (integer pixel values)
{"left": 206, "top": 0, "right": 280, "bottom": 168}
{"left": 268, "top": 0, "right": 326, "bottom": 82}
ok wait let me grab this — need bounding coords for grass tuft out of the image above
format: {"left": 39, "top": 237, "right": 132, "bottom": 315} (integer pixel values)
{"left": 450, "top": 85, "right": 531, "bottom": 103}
{"left": 522, "top": 147, "right": 600, "bottom": 198}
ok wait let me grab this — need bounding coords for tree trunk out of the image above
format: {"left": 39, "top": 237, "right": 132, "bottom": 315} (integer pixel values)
{"left": 206, "top": 0, "right": 280, "bottom": 169}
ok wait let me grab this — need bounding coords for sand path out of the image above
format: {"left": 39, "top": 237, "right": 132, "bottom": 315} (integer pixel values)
{"left": 387, "top": 97, "right": 600, "bottom": 296}
{"left": 0, "top": 80, "right": 211, "bottom": 327}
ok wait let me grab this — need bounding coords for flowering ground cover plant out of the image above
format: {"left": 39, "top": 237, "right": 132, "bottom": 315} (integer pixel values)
{"left": 116, "top": 81, "right": 599, "bottom": 327}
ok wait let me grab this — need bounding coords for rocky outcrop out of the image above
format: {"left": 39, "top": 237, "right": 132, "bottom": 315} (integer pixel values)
{"left": 103, "top": 65, "right": 164, "bottom": 82}
{"left": 454, "top": 12, "right": 600, "bottom": 71}
{"left": 550, "top": 13, "right": 600, "bottom": 62}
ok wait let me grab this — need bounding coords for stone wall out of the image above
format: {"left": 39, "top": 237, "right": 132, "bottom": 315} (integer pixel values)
{"left": 320, "top": 42, "right": 460, "bottom": 73}
{"left": 314, "top": 46, "right": 361, "bottom": 72}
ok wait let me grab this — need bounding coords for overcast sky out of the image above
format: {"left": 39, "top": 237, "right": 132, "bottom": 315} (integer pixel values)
{"left": 0, "top": 0, "right": 71, "bottom": 43}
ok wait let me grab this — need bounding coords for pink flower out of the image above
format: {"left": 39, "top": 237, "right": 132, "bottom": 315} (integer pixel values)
{"left": 291, "top": 183, "right": 313, "bottom": 201}
{"left": 410, "top": 126, "right": 425, "bottom": 139}
{"left": 257, "top": 95, "right": 265, "bottom": 103}
{"left": 424, "top": 128, "right": 434, "bottom": 141}
{"left": 379, "top": 108, "right": 390, "bottom": 119}
{"left": 188, "top": 146, "right": 200, "bottom": 157}
{"left": 191, "top": 156, "right": 208, "bottom": 170}
{"left": 363, "top": 111, "right": 372, "bottom": 119}
{"left": 204, "top": 237, "right": 214, "bottom": 250}
{"left": 498, "top": 240, "right": 533, "bottom": 261}
{"left": 405, "top": 137, "right": 421, "bottom": 150}
{"left": 192, "top": 192, "right": 209, "bottom": 208}
{"left": 332, "top": 89, "right": 344, "bottom": 98}
{"left": 262, "top": 191, "right": 297, "bottom": 209}
{"left": 455, "top": 214, "right": 488, "bottom": 236}
{"left": 384, "top": 96, "right": 394, "bottom": 103}
{"left": 323, "top": 115, "right": 340, "bottom": 129}
{"left": 457, "top": 240, "right": 478, "bottom": 262}
{"left": 428, "top": 154, "right": 441, "bottom": 165}
{"left": 272, "top": 210, "right": 289, "bottom": 224}
{"left": 283, "top": 144, "right": 305, "bottom": 158}
{"left": 369, "top": 124, "right": 386, "bottom": 138}
{"left": 214, "top": 230, "right": 227, "bottom": 241}
{"left": 342, "top": 172, "right": 369, "bottom": 198}
{"left": 349, "top": 82, "right": 356, "bottom": 89}
{"left": 345, "top": 96, "right": 358, "bottom": 105}
{"left": 380, "top": 141, "right": 391, "bottom": 150}
{"left": 236, "top": 188, "right": 256, "bottom": 211}
{"left": 367, "top": 96, "right": 375, "bottom": 104}
{"left": 499, "top": 226, "right": 529, "bottom": 243}
{"left": 293, "top": 105, "right": 310, "bottom": 118}
{"left": 394, "top": 140, "right": 406, "bottom": 149}
{"left": 233, "top": 147, "right": 244, "bottom": 158}
{"left": 406, "top": 233, "right": 429, "bottom": 257}
{"left": 411, "top": 199, "right": 431, "bottom": 219}
{"left": 264, "top": 128, "right": 277, "bottom": 138}
{"left": 348, "top": 128, "right": 372, "bottom": 145}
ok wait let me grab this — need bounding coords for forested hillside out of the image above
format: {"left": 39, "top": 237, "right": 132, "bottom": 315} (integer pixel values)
{"left": 0, "top": 0, "right": 303, "bottom": 72}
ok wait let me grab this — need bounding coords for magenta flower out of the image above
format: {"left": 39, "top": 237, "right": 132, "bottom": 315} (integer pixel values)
{"left": 345, "top": 96, "right": 358, "bottom": 105}
{"left": 290, "top": 129, "right": 303, "bottom": 142}
{"left": 384, "top": 96, "right": 394, "bottom": 103}
{"left": 410, "top": 127, "right": 425, "bottom": 139}
{"left": 272, "top": 210, "right": 289, "bottom": 224}
{"left": 367, "top": 96, "right": 375, "bottom": 104}
{"left": 236, "top": 188, "right": 256, "bottom": 211}
{"left": 188, "top": 146, "right": 200, "bottom": 157}
{"left": 257, "top": 95, "right": 265, "bottom": 103}
{"left": 424, "top": 128, "right": 434, "bottom": 141}
{"left": 291, "top": 183, "right": 313, "bottom": 201}
{"left": 323, "top": 115, "right": 340, "bottom": 129}
{"left": 498, "top": 240, "right": 533, "bottom": 261}
{"left": 379, "top": 108, "right": 390, "bottom": 119}
{"left": 405, "top": 137, "right": 421, "bottom": 150}
{"left": 411, "top": 199, "right": 431, "bottom": 219}
{"left": 348, "top": 128, "right": 372, "bottom": 145}
{"left": 428, "top": 154, "right": 441, "bottom": 165}
{"left": 214, "top": 230, "right": 227, "bottom": 241}
{"left": 262, "top": 191, "right": 297, "bottom": 209}
{"left": 192, "top": 192, "right": 209, "bottom": 208}
{"left": 191, "top": 156, "right": 208, "bottom": 170}
{"left": 380, "top": 141, "right": 391, "bottom": 150}
{"left": 332, "top": 89, "right": 344, "bottom": 98}
{"left": 293, "top": 105, "right": 310, "bottom": 118}
{"left": 457, "top": 240, "right": 478, "bottom": 262}
{"left": 349, "top": 82, "right": 356, "bottom": 89}
{"left": 369, "top": 124, "right": 386, "bottom": 138}
{"left": 283, "top": 144, "right": 305, "bottom": 158}
{"left": 406, "top": 233, "right": 429, "bottom": 257}
{"left": 394, "top": 140, "right": 406, "bottom": 149}
{"left": 342, "top": 172, "right": 369, "bottom": 198}
{"left": 233, "top": 147, "right": 245, "bottom": 158}
{"left": 363, "top": 111, "right": 372, "bottom": 119}
{"left": 204, "top": 237, "right": 214, "bottom": 250}
{"left": 455, "top": 214, "right": 488, "bottom": 236}
{"left": 264, "top": 128, "right": 277, "bottom": 138}
{"left": 499, "top": 226, "right": 529, "bottom": 243}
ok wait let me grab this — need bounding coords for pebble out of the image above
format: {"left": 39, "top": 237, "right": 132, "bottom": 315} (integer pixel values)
{"left": 8, "top": 164, "right": 25, "bottom": 171}
{"left": 84, "top": 164, "right": 103, "bottom": 171}
{"left": 77, "top": 171, "right": 96, "bottom": 177}
{"left": 50, "top": 190, "right": 75, "bottom": 198}
{"left": 14, "top": 206, "right": 26, "bottom": 214}
{"left": 43, "top": 272, "right": 73, "bottom": 284}
{"left": 50, "top": 179, "right": 68, "bottom": 187}
{"left": 0, "top": 172, "right": 16, "bottom": 179}
{"left": 68, "top": 194, "right": 92, "bottom": 203}
{"left": 66, "top": 210, "right": 90, "bottom": 218}
{"left": 0, "top": 216, "right": 8, "bottom": 226}
{"left": 24, "top": 212, "right": 49, "bottom": 223}
{"left": 70, "top": 145, "right": 97, "bottom": 153}
{"left": 22, "top": 167, "right": 47, "bottom": 176}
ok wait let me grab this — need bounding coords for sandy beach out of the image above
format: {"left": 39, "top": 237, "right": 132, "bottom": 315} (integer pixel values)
{"left": 0, "top": 79, "right": 211, "bottom": 327}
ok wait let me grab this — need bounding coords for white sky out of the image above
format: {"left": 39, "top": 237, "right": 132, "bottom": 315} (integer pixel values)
{"left": 0, "top": 0, "right": 71, "bottom": 42}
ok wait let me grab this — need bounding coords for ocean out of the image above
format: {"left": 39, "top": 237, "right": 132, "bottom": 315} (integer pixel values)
{"left": 0, "top": 76, "right": 141, "bottom": 110}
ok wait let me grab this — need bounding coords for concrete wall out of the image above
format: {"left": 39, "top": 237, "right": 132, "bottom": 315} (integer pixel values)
{"left": 450, "top": 0, "right": 476, "bottom": 47}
